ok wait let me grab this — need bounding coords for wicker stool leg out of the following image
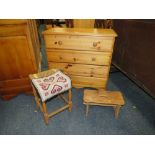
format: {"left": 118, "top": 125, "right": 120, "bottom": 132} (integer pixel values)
{"left": 42, "top": 102, "right": 49, "bottom": 124}
{"left": 68, "top": 89, "right": 72, "bottom": 112}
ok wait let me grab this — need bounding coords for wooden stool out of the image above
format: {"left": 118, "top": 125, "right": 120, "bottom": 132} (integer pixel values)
{"left": 83, "top": 89, "right": 125, "bottom": 118}
{"left": 29, "top": 69, "right": 72, "bottom": 124}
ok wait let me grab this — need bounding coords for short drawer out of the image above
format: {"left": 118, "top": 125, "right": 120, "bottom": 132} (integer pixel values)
{"left": 0, "top": 78, "right": 30, "bottom": 88}
{"left": 44, "top": 34, "right": 114, "bottom": 51}
{"left": 49, "top": 62, "right": 110, "bottom": 78}
{"left": 0, "top": 25, "right": 27, "bottom": 37}
{"left": 46, "top": 49, "right": 112, "bottom": 66}
{"left": 0, "top": 85, "right": 32, "bottom": 95}
{"left": 70, "top": 75, "right": 108, "bottom": 88}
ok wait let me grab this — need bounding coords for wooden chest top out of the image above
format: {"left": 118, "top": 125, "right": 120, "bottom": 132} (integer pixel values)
{"left": 43, "top": 28, "right": 117, "bottom": 37}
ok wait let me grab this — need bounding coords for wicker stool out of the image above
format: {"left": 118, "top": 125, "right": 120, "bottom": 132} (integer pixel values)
{"left": 83, "top": 89, "right": 125, "bottom": 118}
{"left": 29, "top": 69, "right": 72, "bottom": 124}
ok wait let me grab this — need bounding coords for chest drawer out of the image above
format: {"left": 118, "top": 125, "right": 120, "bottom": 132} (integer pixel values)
{"left": 70, "top": 75, "right": 107, "bottom": 88}
{"left": 44, "top": 35, "right": 114, "bottom": 51}
{"left": 47, "top": 49, "right": 112, "bottom": 65}
{"left": 49, "top": 62, "right": 109, "bottom": 78}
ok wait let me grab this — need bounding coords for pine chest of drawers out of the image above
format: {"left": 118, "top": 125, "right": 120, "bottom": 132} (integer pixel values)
{"left": 43, "top": 28, "right": 117, "bottom": 89}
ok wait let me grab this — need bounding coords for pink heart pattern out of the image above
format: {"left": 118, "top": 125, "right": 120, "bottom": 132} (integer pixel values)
{"left": 57, "top": 76, "right": 67, "bottom": 83}
{"left": 32, "top": 71, "right": 71, "bottom": 102}
{"left": 49, "top": 77, "right": 54, "bottom": 82}
{"left": 43, "top": 77, "right": 54, "bottom": 82}
{"left": 39, "top": 83, "right": 50, "bottom": 90}
{"left": 51, "top": 84, "right": 62, "bottom": 94}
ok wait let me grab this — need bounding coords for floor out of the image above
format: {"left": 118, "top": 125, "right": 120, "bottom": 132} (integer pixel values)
{"left": 0, "top": 25, "right": 155, "bottom": 134}
{"left": 0, "top": 71, "right": 155, "bottom": 135}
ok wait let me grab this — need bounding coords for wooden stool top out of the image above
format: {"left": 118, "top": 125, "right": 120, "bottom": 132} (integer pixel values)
{"left": 83, "top": 89, "right": 125, "bottom": 106}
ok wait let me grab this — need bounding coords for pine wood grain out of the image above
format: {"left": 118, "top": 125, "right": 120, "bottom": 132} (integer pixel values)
{"left": 84, "top": 89, "right": 125, "bottom": 105}
{"left": 43, "top": 27, "right": 117, "bottom": 89}
{"left": 73, "top": 19, "right": 95, "bottom": 28}
{"left": 0, "top": 19, "right": 40, "bottom": 100}
{"left": 49, "top": 62, "right": 109, "bottom": 78}
{"left": 83, "top": 89, "right": 125, "bottom": 118}
{"left": 70, "top": 75, "right": 107, "bottom": 88}
{"left": 44, "top": 34, "right": 114, "bottom": 51}
{"left": 47, "top": 49, "right": 111, "bottom": 66}
{"left": 43, "top": 28, "right": 117, "bottom": 37}
{"left": 0, "top": 25, "right": 26, "bottom": 36}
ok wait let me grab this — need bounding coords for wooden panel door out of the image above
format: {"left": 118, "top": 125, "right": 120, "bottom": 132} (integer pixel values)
{"left": 113, "top": 19, "right": 155, "bottom": 98}
{"left": 0, "top": 36, "right": 35, "bottom": 81}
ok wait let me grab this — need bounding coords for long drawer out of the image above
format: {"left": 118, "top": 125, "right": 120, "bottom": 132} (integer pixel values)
{"left": 44, "top": 35, "right": 114, "bottom": 51}
{"left": 47, "top": 49, "right": 112, "bottom": 65}
{"left": 48, "top": 62, "right": 109, "bottom": 78}
{"left": 70, "top": 75, "right": 107, "bottom": 88}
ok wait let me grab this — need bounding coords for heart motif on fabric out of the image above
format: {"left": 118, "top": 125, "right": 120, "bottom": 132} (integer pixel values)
{"left": 51, "top": 84, "right": 62, "bottom": 94}
{"left": 43, "top": 77, "right": 54, "bottom": 83}
{"left": 48, "top": 77, "right": 54, "bottom": 82}
{"left": 39, "top": 83, "right": 50, "bottom": 90}
{"left": 43, "top": 78, "right": 49, "bottom": 82}
{"left": 37, "top": 79, "right": 42, "bottom": 83}
{"left": 57, "top": 76, "right": 66, "bottom": 83}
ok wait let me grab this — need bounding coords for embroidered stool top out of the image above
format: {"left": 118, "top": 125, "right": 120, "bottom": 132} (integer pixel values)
{"left": 31, "top": 70, "right": 71, "bottom": 102}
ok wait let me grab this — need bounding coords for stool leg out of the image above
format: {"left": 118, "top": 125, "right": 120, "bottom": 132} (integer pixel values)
{"left": 68, "top": 89, "right": 72, "bottom": 112}
{"left": 32, "top": 86, "right": 40, "bottom": 108}
{"left": 86, "top": 105, "right": 89, "bottom": 116}
{"left": 42, "top": 102, "right": 49, "bottom": 124}
{"left": 115, "top": 105, "right": 121, "bottom": 118}
{"left": 32, "top": 85, "right": 43, "bottom": 112}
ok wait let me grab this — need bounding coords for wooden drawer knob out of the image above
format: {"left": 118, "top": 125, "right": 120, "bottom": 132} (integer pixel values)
{"left": 68, "top": 64, "right": 72, "bottom": 67}
{"left": 58, "top": 41, "right": 62, "bottom": 45}
{"left": 93, "top": 41, "right": 100, "bottom": 47}
{"left": 65, "top": 64, "right": 72, "bottom": 69}
{"left": 92, "top": 57, "right": 96, "bottom": 61}
{"left": 93, "top": 42, "right": 97, "bottom": 47}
